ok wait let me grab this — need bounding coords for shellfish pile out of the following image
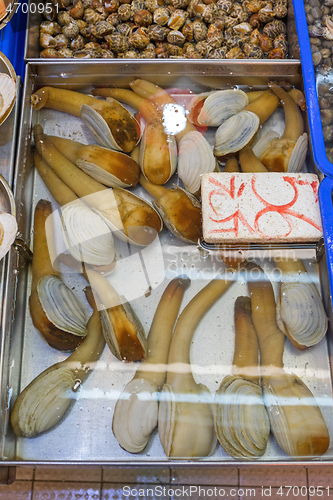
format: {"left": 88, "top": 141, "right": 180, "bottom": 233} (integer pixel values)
{"left": 39, "top": 0, "right": 288, "bottom": 58}
{"left": 8, "top": 79, "right": 330, "bottom": 463}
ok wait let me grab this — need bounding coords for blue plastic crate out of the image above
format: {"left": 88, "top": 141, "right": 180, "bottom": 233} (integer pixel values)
{"left": 0, "top": 1, "right": 27, "bottom": 79}
{"left": 293, "top": 0, "right": 333, "bottom": 177}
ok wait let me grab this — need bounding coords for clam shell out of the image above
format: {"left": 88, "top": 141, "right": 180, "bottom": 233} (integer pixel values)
{"left": 153, "top": 185, "right": 202, "bottom": 244}
{"left": 287, "top": 133, "right": 308, "bottom": 173}
{"left": 253, "top": 130, "right": 281, "bottom": 159}
{"left": 158, "top": 383, "right": 217, "bottom": 459}
{"left": 0, "top": 73, "right": 16, "bottom": 126}
{"left": 276, "top": 281, "right": 328, "bottom": 347}
{"left": 112, "top": 378, "right": 158, "bottom": 453}
{"left": 178, "top": 131, "right": 216, "bottom": 194}
{"left": 80, "top": 102, "right": 141, "bottom": 153}
{"left": 77, "top": 159, "right": 133, "bottom": 188}
{"left": 214, "top": 111, "right": 260, "bottom": 157}
{"left": 60, "top": 201, "right": 115, "bottom": 267}
{"left": 262, "top": 372, "right": 329, "bottom": 458}
{"left": 214, "top": 375, "right": 270, "bottom": 459}
{"left": 37, "top": 275, "right": 88, "bottom": 337}
{"left": 81, "top": 104, "right": 123, "bottom": 151}
{"left": 188, "top": 91, "right": 212, "bottom": 126}
{"left": 13, "top": 366, "right": 75, "bottom": 438}
{"left": 0, "top": 212, "right": 17, "bottom": 261}
{"left": 196, "top": 89, "right": 249, "bottom": 127}
{"left": 100, "top": 299, "right": 147, "bottom": 362}
{"left": 85, "top": 187, "right": 163, "bottom": 247}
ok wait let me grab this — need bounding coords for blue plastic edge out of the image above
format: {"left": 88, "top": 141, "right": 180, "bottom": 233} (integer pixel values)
{"left": 0, "top": 1, "right": 27, "bottom": 80}
{"left": 319, "top": 176, "right": 333, "bottom": 300}
{"left": 293, "top": 0, "right": 333, "bottom": 177}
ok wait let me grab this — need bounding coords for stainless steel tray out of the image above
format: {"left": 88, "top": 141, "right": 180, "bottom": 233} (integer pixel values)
{"left": 2, "top": 61, "right": 333, "bottom": 466}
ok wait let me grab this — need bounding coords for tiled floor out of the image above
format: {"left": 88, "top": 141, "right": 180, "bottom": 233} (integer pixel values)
{"left": 1, "top": 466, "right": 333, "bottom": 499}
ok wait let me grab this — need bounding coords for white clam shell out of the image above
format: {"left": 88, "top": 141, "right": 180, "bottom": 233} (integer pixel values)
{"left": 77, "top": 159, "right": 131, "bottom": 188}
{"left": 214, "top": 111, "right": 260, "bottom": 157}
{"left": 158, "top": 383, "right": 217, "bottom": 459}
{"left": 287, "top": 133, "right": 308, "bottom": 173}
{"left": 253, "top": 130, "right": 281, "bottom": 159}
{"left": 37, "top": 275, "right": 88, "bottom": 337}
{"left": 0, "top": 73, "right": 16, "bottom": 125}
{"left": 60, "top": 201, "right": 115, "bottom": 267}
{"left": 0, "top": 212, "right": 17, "bottom": 261}
{"left": 214, "top": 376, "right": 270, "bottom": 460}
{"left": 276, "top": 281, "right": 328, "bottom": 347}
{"left": 178, "top": 131, "right": 216, "bottom": 194}
{"left": 81, "top": 104, "right": 123, "bottom": 151}
{"left": 112, "top": 378, "right": 158, "bottom": 453}
{"left": 16, "top": 366, "right": 75, "bottom": 437}
{"left": 197, "top": 89, "right": 249, "bottom": 127}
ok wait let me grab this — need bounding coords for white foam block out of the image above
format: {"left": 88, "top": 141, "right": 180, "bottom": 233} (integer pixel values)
{"left": 201, "top": 172, "right": 323, "bottom": 243}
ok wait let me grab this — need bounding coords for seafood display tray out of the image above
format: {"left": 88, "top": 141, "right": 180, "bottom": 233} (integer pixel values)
{"left": 1, "top": 61, "right": 333, "bottom": 466}
{"left": 293, "top": 0, "right": 333, "bottom": 177}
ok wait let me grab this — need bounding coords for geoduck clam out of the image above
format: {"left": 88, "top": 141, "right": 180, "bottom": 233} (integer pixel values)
{"left": 247, "top": 262, "right": 330, "bottom": 458}
{"left": 29, "top": 199, "right": 88, "bottom": 351}
{"left": 140, "top": 175, "right": 202, "bottom": 244}
{"left": 11, "top": 288, "right": 105, "bottom": 438}
{"left": 188, "top": 89, "right": 249, "bottom": 127}
{"left": 92, "top": 87, "right": 177, "bottom": 186}
{"left": 84, "top": 266, "right": 148, "bottom": 363}
{"left": 214, "top": 89, "right": 279, "bottom": 158}
{"left": 256, "top": 82, "right": 308, "bottom": 173}
{"left": 47, "top": 135, "right": 141, "bottom": 188}
{"left": 214, "top": 296, "right": 270, "bottom": 460}
{"left": 112, "top": 277, "right": 190, "bottom": 453}
{"left": 34, "top": 125, "right": 163, "bottom": 247}
{"left": 129, "top": 79, "right": 216, "bottom": 193}
{"left": 158, "top": 272, "right": 238, "bottom": 459}
{"left": 31, "top": 86, "right": 141, "bottom": 153}
{"left": 274, "top": 258, "right": 328, "bottom": 349}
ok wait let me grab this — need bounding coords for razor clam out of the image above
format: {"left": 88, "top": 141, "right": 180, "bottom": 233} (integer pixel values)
{"left": 190, "top": 89, "right": 249, "bottom": 127}
{"left": 60, "top": 201, "right": 116, "bottom": 267}
{"left": 214, "top": 111, "right": 260, "bottom": 157}
{"left": 112, "top": 277, "right": 190, "bottom": 453}
{"left": 178, "top": 131, "right": 217, "bottom": 195}
{"left": 214, "top": 297, "right": 270, "bottom": 460}
{"left": 0, "top": 72, "right": 16, "bottom": 126}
